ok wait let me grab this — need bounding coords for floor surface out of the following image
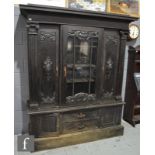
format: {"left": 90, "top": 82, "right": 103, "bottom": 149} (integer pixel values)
{"left": 14, "top": 121, "right": 140, "bottom": 155}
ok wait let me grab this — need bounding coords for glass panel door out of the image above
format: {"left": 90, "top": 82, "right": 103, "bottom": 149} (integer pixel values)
{"left": 63, "top": 26, "right": 101, "bottom": 104}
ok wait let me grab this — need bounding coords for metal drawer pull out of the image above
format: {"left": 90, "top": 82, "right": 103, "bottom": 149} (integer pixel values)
{"left": 77, "top": 112, "right": 86, "bottom": 119}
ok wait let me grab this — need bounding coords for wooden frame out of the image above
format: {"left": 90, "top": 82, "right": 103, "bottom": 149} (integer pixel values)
{"left": 107, "top": 0, "right": 140, "bottom": 17}
{"left": 66, "top": 0, "right": 107, "bottom": 12}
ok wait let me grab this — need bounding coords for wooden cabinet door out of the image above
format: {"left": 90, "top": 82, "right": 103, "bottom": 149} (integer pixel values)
{"left": 60, "top": 25, "right": 104, "bottom": 104}
{"left": 28, "top": 25, "right": 59, "bottom": 105}
{"left": 102, "top": 30, "right": 120, "bottom": 98}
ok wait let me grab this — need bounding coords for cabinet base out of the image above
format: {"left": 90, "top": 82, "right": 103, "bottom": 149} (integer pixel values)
{"left": 34, "top": 125, "right": 124, "bottom": 151}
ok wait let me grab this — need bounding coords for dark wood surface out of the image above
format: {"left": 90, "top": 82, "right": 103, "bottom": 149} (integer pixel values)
{"left": 123, "top": 46, "right": 140, "bottom": 126}
{"left": 20, "top": 4, "right": 137, "bottom": 150}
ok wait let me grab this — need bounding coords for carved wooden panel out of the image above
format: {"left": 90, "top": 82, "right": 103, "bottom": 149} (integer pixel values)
{"left": 102, "top": 30, "right": 120, "bottom": 97}
{"left": 41, "top": 114, "right": 57, "bottom": 132}
{"left": 35, "top": 26, "right": 59, "bottom": 104}
{"left": 68, "top": 30, "right": 99, "bottom": 40}
{"left": 99, "top": 105, "right": 122, "bottom": 127}
{"left": 30, "top": 114, "right": 57, "bottom": 138}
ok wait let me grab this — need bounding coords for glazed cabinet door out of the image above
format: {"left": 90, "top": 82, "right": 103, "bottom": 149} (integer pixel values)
{"left": 61, "top": 25, "right": 104, "bottom": 104}
{"left": 27, "top": 24, "right": 59, "bottom": 105}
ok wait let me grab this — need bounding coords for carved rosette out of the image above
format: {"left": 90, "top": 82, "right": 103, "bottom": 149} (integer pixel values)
{"left": 68, "top": 30, "right": 99, "bottom": 40}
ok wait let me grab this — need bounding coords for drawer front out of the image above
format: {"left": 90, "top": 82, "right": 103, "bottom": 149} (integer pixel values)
{"left": 63, "top": 109, "right": 100, "bottom": 123}
{"left": 62, "top": 105, "right": 122, "bottom": 133}
{"left": 29, "top": 105, "right": 123, "bottom": 136}
{"left": 62, "top": 109, "right": 100, "bottom": 133}
{"left": 63, "top": 119, "right": 99, "bottom": 133}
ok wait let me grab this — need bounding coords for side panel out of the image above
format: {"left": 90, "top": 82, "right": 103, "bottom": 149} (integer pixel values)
{"left": 102, "top": 30, "right": 120, "bottom": 98}
{"left": 30, "top": 113, "right": 58, "bottom": 138}
{"left": 27, "top": 24, "right": 59, "bottom": 104}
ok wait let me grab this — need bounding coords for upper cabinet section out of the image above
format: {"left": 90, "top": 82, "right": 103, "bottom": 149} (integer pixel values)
{"left": 20, "top": 4, "right": 137, "bottom": 107}
{"left": 20, "top": 4, "right": 137, "bottom": 31}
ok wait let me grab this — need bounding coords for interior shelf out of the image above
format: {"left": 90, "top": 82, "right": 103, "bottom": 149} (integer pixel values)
{"left": 67, "top": 78, "right": 95, "bottom": 83}
{"left": 74, "top": 45, "right": 98, "bottom": 48}
{"left": 67, "top": 64, "right": 96, "bottom": 68}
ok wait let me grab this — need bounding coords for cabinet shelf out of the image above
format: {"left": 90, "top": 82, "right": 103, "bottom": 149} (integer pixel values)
{"left": 74, "top": 45, "right": 98, "bottom": 48}
{"left": 67, "top": 64, "right": 96, "bottom": 68}
{"left": 67, "top": 78, "right": 95, "bottom": 83}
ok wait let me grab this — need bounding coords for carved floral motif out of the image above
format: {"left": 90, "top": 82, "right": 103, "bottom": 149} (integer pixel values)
{"left": 41, "top": 96, "right": 55, "bottom": 104}
{"left": 43, "top": 56, "right": 53, "bottom": 81}
{"left": 104, "top": 31, "right": 119, "bottom": 45}
{"left": 68, "top": 30, "right": 98, "bottom": 40}
{"left": 40, "top": 31, "right": 56, "bottom": 41}
{"left": 105, "top": 58, "right": 113, "bottom": 80}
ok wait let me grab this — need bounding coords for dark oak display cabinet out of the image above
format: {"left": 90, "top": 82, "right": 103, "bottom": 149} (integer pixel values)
{"left": 20, "top": 4, "right": 137, "bottom": 150}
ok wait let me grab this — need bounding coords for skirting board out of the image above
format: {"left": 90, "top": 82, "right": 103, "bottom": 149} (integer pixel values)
{"left": 34, "top": 125, "right": 124, "bottom": 151}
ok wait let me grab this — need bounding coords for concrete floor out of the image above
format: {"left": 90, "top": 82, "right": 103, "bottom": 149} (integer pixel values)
{"left": 14, "top": 121, "right": 140, "bottom": 155}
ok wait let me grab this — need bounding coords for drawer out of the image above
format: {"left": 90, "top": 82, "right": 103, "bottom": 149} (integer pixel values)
{"left": 63, "top": 109, "right": 100, "bottom": 123}
{"left": 62, "top": 108, "right": 100, "bottom": 133}
{"left": 63, "top": 119, "right": 99, "bottom": 133}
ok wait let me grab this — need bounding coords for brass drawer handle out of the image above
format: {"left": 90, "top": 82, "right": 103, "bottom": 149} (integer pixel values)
{"left": 77, "top": 112, "right": 86, "bottom": 119}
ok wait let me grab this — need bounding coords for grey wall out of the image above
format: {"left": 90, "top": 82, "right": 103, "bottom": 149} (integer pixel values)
{"left": 14, "top": 5, "right": 29, "bottom": 134}
{"left": 14, "top": 4, "right": 140, "bottom": 134}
